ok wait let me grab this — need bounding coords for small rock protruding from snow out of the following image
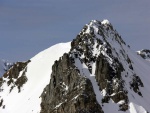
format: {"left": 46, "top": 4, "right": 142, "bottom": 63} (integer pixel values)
{"left": 137, "top": 49, "right": 150, "bottom": 61}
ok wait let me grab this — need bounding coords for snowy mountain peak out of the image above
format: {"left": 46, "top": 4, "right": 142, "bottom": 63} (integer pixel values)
{"left": 69, "top": 20, "right": 147, "bottom": 112}
{"left": 83, "top": 19, "right": 126, "bottom": 47}
{"left": 0, "top": 20, "right": 150, "bottom": 113}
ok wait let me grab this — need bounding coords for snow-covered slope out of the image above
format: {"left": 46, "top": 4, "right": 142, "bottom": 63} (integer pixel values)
{"left": 0, "top": 42, "right": 71, "bottom": 113}
{"left": 0, "top": 19, "right": 150, "bottom": 113}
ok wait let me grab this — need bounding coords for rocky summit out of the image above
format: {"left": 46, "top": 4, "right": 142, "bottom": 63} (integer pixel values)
{"left": 0, "top": 20, "right": 150, "bottom": 113}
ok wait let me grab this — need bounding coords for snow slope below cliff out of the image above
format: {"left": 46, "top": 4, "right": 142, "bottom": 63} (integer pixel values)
{"left": 0, "top": 42, "right": 71, "bottom": 113}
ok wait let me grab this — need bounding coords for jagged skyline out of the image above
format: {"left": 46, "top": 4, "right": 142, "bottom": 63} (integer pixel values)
{"left": 0, "top": 0, "right": 150, "bottom": 61}
{"left": 0, "top": 19, "right": 150, "bottom": 113}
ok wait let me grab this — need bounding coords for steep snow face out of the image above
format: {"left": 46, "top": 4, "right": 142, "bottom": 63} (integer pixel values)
{"left": 70, "top": 20, "right": 150, "bottom": 113}
{"left": 0, "top": 42, "right": 71, "bottom": 113}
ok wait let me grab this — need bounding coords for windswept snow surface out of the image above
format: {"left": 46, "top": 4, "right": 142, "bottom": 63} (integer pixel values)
{"left": 0, "top": 42, "right": 71, "bottom": 113}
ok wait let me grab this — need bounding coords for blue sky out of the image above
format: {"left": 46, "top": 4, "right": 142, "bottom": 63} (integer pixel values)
{"left": 0, "top": 0, "right": 150, "bottom": 61}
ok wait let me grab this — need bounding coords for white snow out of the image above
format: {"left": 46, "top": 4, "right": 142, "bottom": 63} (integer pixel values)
{"left": 129, "top": 102, "right": 147, "bottom": 113}
{"left": 101, "top": 89, "right": 107, "bottom": 96}
{"left": 62, "top": 82, "right": 68, "bottom": 90}
{"left": 101, "top": 19, "right": 110, "bottom": 25}
{"left": 117, "top": 100, "right": 125, "bottom": 105}
{"left": 55, "top": 103, "right": 63, "bottom": 109}
{"left": 0, "top": 42, "right": 71, "bottom": 113}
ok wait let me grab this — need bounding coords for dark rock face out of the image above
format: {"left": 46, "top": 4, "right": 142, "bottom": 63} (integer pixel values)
{"left": 40, "top": 53, "right": 103, "bottom": 113}
{"left": 94, "top": 50, "right": 129, "bottom": 111}
{"left": 130, "top": 74, "right": 144, "bottom": 96}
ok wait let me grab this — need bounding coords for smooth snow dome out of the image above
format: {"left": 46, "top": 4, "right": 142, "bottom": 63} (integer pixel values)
{"left": 0, "top": 42, "right": 71, "bottom": 113}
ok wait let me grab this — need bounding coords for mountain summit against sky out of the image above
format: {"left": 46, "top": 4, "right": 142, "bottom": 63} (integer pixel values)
{"left": 0, "top": 20, "right": 150, "bottom": 113}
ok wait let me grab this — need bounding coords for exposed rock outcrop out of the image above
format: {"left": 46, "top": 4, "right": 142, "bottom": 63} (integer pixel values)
{"left": 40, "top": 53, "right": 103, "bottom": 113}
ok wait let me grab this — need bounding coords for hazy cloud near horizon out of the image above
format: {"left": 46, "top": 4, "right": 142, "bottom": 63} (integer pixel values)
{"left": 0, "top": 0, "right": 150, "bottom": 61}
